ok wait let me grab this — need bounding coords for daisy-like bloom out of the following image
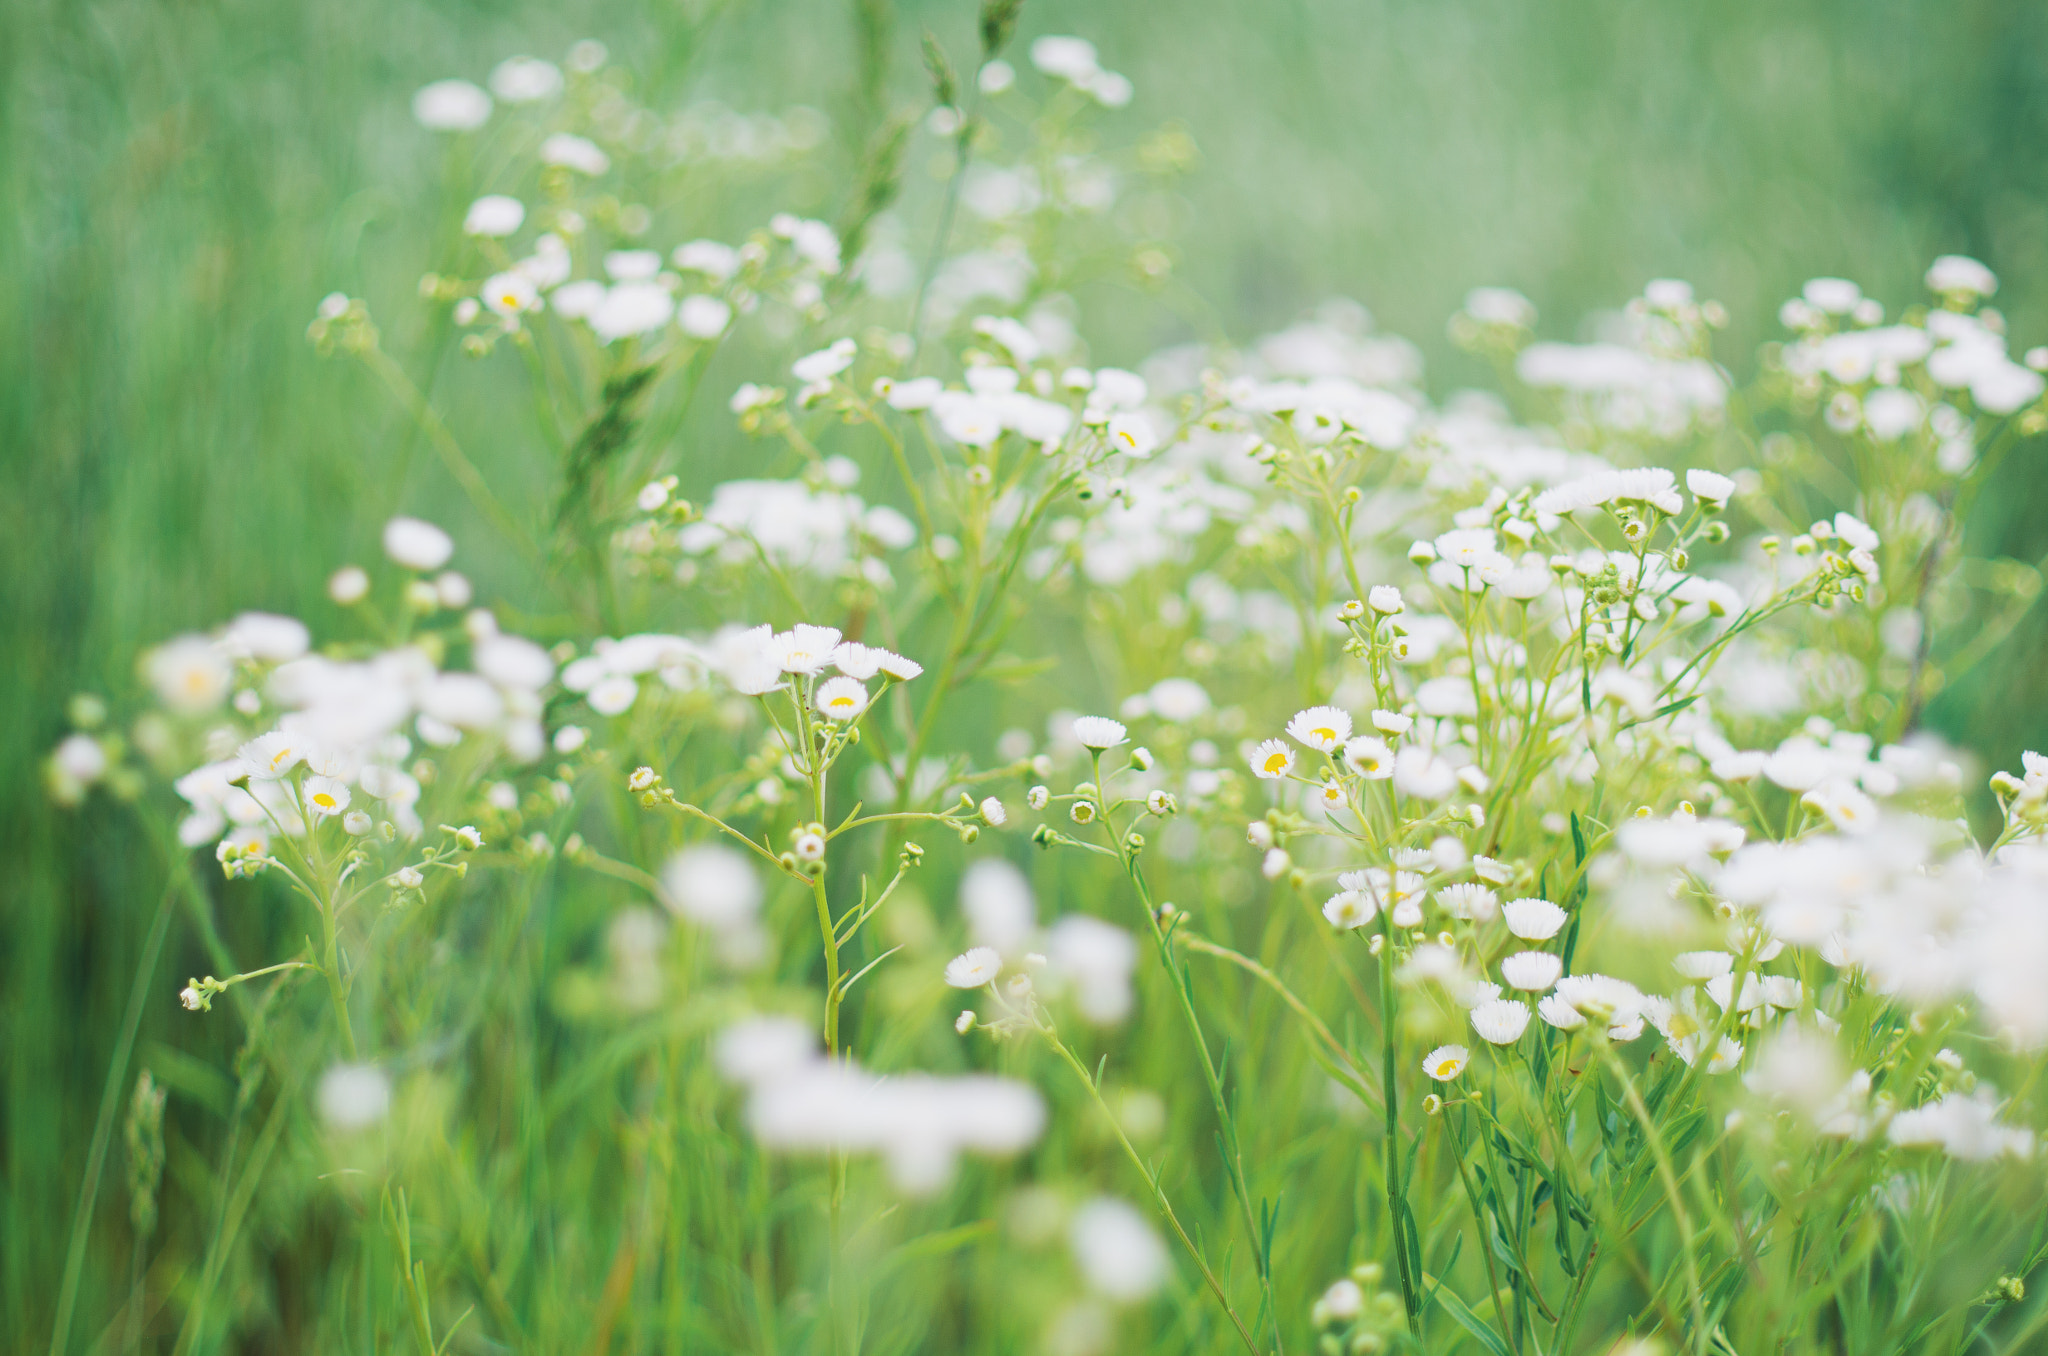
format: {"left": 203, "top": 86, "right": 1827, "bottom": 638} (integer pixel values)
{"left": 1343, "top": 736, "right": 1393, "bottom": 779}
{"left": 1250, "top": 738, "right": 1295, "bottom": 779}
{"left": 1146, "top": 789, "right": 1175, "bottom": 815}
{"left": 1072, "top": 716, "right": 1128, "bottom": 750}
{"left": 980, "top": 797, "right": 1007, "bottom": 827}
{"left": 1532, "top": 467, "right": 1684, "bottom": 518}
{"left": 794, "top": 831, "right": 826, "bottom": 862}
{"left": 342, "top": 809, "right": 373, "bottom": 836}
{"left": 1368, "top": 585, "right": 1404, "bottom": 616}
{"left": 1471, "top": 999, "right": 1532, "bottom": 1045}
{"left": 238, "top": 731, "right": 306, "bottom": 780}
{"left": 1501, "top": 951, "right": 1563, "bottom": 992}
{"left": 1322, "top": 889, "right": 1377, "bottom": 930}
{"left": 1537, "top": 993, "right": 1587, "bottom": 1031}
{"left": 1554, "top": 974, "right": 1645, "bottom": 1034}
{"left": 769, "top": 625, "right": 843, "bottom": 675}
{"left": 832, "top": 642, "right": 884, "bottom": 680}
{"left": 452, "top": 825, "right": 484, "bottom": 850}
{"left": 1687, "top": 468, "right": 1736, "bottom": 507}
{"left": 1371, "top": 710, "right": 1412, "bottom": 736}
{"left": 1503, "top": 897, "right": 1568, "bottom": 940}
{"left": 876, "top": 649, "right": 924, "bottom": 681}
{"left": 815, "top": 677, "right": 870, "bottom": 722}
{"left": 945, "top": 946, "right": 1003, "bottom": 988}
{"left": 1286, "top": 705, "right": 1353, "bottom": 752}
{"left": 1028, "top": 785, "right": 1050, "bottom": 809}
{"left": 1435, "top": 883, "right": 1498, "bottom": 922}
{"left": 304, "top": 776, "right": 351, "bottom": 818}
{"left": 1472, "top": 855, "right": 1510, "bottom": 885}
{"left": 1316, "top": 781, "right": 1347, "bottom": 811}
{"left": 1422, "top": 1044, "right": 1469, "bottom": 1081}
{"left": 481, "top": 271, "right": 540, "bottom": 319}
{"left": 791, "top": 337, "right": 857, "bottom": 383}
{"left": 394, "top": 866, "right": 425, "bottom": 890}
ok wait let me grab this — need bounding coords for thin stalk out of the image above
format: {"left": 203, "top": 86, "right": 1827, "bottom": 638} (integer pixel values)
{"left": 1044, "top": 1032, "right": 1263, "bottom": 1355}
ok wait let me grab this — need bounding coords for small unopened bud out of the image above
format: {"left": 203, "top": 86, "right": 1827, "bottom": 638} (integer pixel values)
{"left": 1130, "top": 746, "right": 1154, "bottom": 771}
{"left": 628, "top": 766, "right": 658, "bottom": 792}
{"left": 1028, "top": 785, "right": 1050, "bottom": 809}
{"left": 1247, "top": 820, "right": 1274, "bottom": 850}
{"left": 955, "top": 1010, "right": 976, "bottom": 1035}
{"left": 1069, "top": 801, "right": 1097, "bottom": 825}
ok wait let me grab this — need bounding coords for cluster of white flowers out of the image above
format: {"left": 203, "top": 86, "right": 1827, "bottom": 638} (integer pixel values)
{"left": 715, "top": 1015, "right": 1044, "bottom": 1194}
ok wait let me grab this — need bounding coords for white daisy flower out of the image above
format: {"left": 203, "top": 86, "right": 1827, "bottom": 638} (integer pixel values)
{"left": 771, "top": 624, "right": 844, "bottom": 675}
{"left": 1368, "top": 585, "right": 1404, "bottom": 615}
{"left": 1371, "top": 710, "right": 1413, "bottom": 736}
{"left": 1537, "top": 993, "right": 1587, "bottom": 1031}
{"left": 980, "top": 797, "right": 1007, "bottom": 827}
{"left": 876, "top": 649, "right": 924, "bottom": 681}
{"left": 1422, "top": 1044, "right": 1469, "bottom": 1081}
{"left": 945, "top": 946, "right": 1003, "bottom": 988}
{"left": 1343, "top": 736, "right": 1393, "bottom": 779}
{"left": 1251, "top": 738, "right": 1295, "bottom": 779}
{"left": 304, "top": 776, "right": 351, "bottom": 818}
{"left": 1435, "top": 883, "right": 1499, "bottom": 922}
{"left": 815, "top": 677, "right": 870, "bottom": 721}
{"left": 238, "top": 731, "right": 306, "bottom": 780}
{"left": 1286, "top": 705, "right": 1353, "bottom": 752}
{"left": 1500, "top": 951, "right": 1563, "bottom": 992}
{"left": 1471, "top": 999, "right": 1532, "bottom": 1045}
{"left": 1322, "top": 889, "right": 1377, "bottom": 929}
{"left": 1503, "top": 897, "right": 1568, "bottom": 940}
{"left": 1072, "top": 716, "right": 1128, "bottom": 750}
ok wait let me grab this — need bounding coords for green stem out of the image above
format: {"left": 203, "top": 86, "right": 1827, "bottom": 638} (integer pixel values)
{"left": 1044, "top": 1032, "right": 1264, "bottom": 1356}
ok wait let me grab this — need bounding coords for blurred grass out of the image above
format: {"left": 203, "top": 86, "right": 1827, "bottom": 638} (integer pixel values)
{"left": 6, "top": 0, "right": 2048, "bottom": 1345}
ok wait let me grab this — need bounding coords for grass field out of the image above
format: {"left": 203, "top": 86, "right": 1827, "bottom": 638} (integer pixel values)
{"left": 8, "top": 1, "right": 2048, "bottom": 1352}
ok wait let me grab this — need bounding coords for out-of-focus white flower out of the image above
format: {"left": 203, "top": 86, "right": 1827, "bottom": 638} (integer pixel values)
{"left": 412, "top": 80, "right": 492, "bottom": 131}
{"left": 463, "top": 195, "right": 525, "bottom": 237}
{"left": 1926, "top": 254, "right": 1997, "bottom": 299}
{"left": 489, "top": 56, "right": 562, "bottom": 103}
{"left": 589, "top": 283, "right": 675, "bottom": 342}
{"left": 317, "top": 1064, "right": 391, "bottom": 1130}
{"left": 663, "top": 844, "right": 762, "bottom": 931}
{"left": 1070, "top": 1198, "right": 1169, "bottom": 1302}
{"left": 945, "top": 947, "right": 1003, "bottom": 988}
{"left": 148, "top": 636, "right": 232, "bottom": 714}
{"left": 1046, "top": 915, "right": 1137, "bottom": 1023}
{"left": 540, "top": 132, "right": 609, "bottom": 175}
{"left": 383, "top": 517, "right": 454, "bottom": 570}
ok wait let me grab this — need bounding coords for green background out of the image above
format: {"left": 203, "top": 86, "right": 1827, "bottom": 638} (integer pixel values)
{"left": 6, "top": 0, "right": 2046, "bottom": 1342}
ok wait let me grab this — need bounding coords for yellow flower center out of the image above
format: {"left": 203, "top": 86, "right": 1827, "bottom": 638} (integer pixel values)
{"left": 828, "top": 696, "right": 855, "bottom": 712}
{"left": 1311, "top": 726, "right": 1336, "bottom": 742}
{"left": 312, "top": 792, "right": 338, "bottom": 809}
{"left": 1262, "top": 752, "right": 1289, "bottom": 773}
{"left": 1435, "top": 1059, "right": 1460, "bottom": 1077}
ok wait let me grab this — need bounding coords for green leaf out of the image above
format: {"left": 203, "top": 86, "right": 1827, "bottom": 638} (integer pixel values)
{"left": 1430, "top": 1281, "right": 1514, "bottom": 1356}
